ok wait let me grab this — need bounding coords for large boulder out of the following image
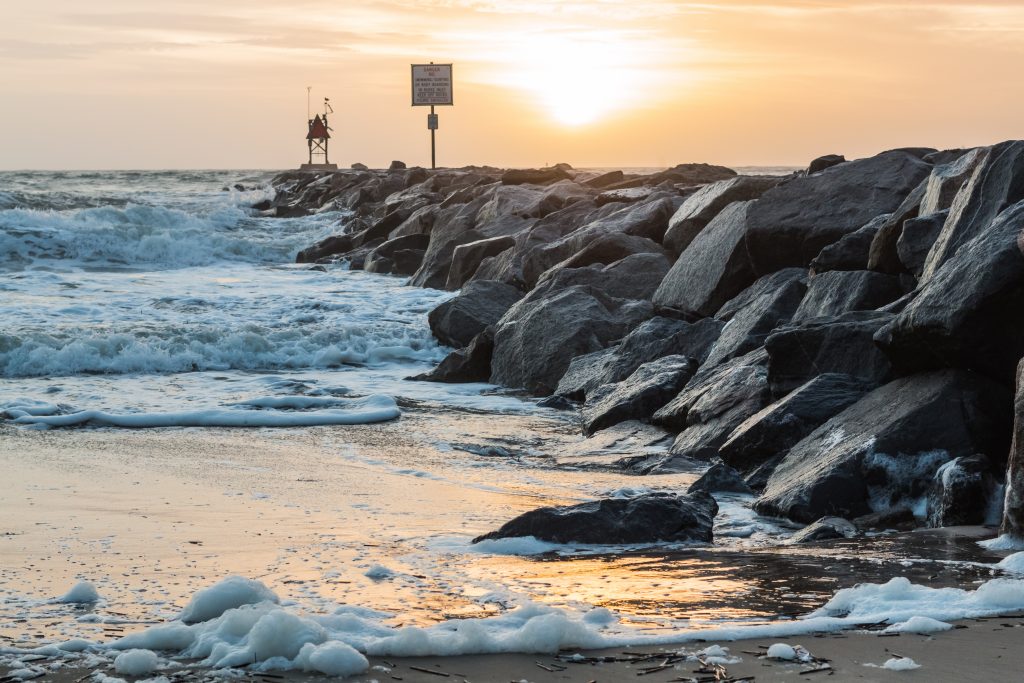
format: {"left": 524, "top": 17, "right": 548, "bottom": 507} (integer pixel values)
{"left": 792, "top": 271, "right": 903, "bottom": 321}
{"left": 897, "top": 211, "right": 947, "bottom": 278}
{"left": 523, "top": 229, "right": 667, "bottom": 290}
{"left": 652, "top": 200, "right": 759, "bottom": 317}
{"left": 687, "top": 462, "right": 753, "bottom": 495}
{"left": 921, "top": 140, "right": 1024, "bottom": 283}
{"left": 1002, "top": 359, "right": 1024, "bottom": 539}
{"left": 553, "top": 317, "right": 724, "bottom": 400}
{"left": 295, "top": 234, "right": 353, "bottom": 263}
{"left": 754, "top": 370, "right": 1011, "bottom": 524}
{"left": 719, "top": 373, "right": 874, "bottom": 472}
{"left": 746, "top": 150, "right": 932, "bottom": 275}
{"left": 471, "top": 491, "right": 719, "bottom": 544}
{"left": 533, "top": 252, "right": 671, "bottom": 302}
{"left": 919, "top": 147, "right": 984, "bottom": 216}
{"left": 810, "top": 214, "right": 890, "bottom": 274}
{"left": 427, "top": 280, "right": 524, "bottom": 348}
{"left": 445, "top": 235, "right": 516, "bottom": 289}
{"left": 875, "top": 200, "right": 1024, "bottom": 383}
{"left": 662, "top": 176, "right": 781, "bottom": 255}
{"left": 490, "top": 286, "right": 653, "bottom": 395}
{"left": 501, "top": 167, "right": 571, "bottom": 186}
{"left": 702, "top": 269, "right": 807, "bottom": 368}
{"left": 652, "top": 349, "right": 771, "bottom": 465}
{"left": 411, "top": 328, "right": 494, "bottom": 384}
{"left": 927, "top": 454, "right": 998, "bottom": 527}
{"left": 866, "top": 180, "right": 928, "bottom": 274}
{"left": 765, "top": 311, "right": 894, "bottom": 396}
{"left": 363, "top": 233, "right": 430, "bottom": 275}
{"left": 808, "top": 154, "right": 846, "bottom": 174}
{"left": 582, "top": 355, "right": 697, "bottom": 435}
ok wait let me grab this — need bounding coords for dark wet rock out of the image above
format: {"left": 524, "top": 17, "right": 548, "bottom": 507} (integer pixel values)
{"left": 719, "top": 373, "right": 874, "bottom": 472}
{"left": 388, "top": 160, "right": 406, "bottom": 171}
{"left": 537, "top": 395, "right": 576, "bottom": 411}
{"left": 490, "top": 286, "right": 654, "bottom": 395}
{"left": 663, "top": 176, "right": 781, "bottom": 255}
{"left": 554, "top": 347, "right": 621, "bottom": 402}
{"left": 411, "top": 328, "right": 494, "bottom": 384}
{"left": 553, "top": 317, "right": 723, "bottom": 401}
{"left": 687, "top": 462, "right": 753, "bottom": 495}
{"left": 501, "top": 167, "right": 571, "bottom": 186}
{"left": 608, "top": 317, "right": 725, "bottom": 378}
{"left": 852, "top": 507, "right": 917, "bottom": 531}
{"left": 364, "top": 233, "right": 430, "bottom": 275}
{"left": 808, "top": 154, "right": 846, "bottom": 174}
{"left": 596, "top": 186, "right": 660, "bottom": 206}
{"left": 765, "top": 311, "right": 894, "bottom": 396}
{"left": 921, "top": 140, "right": 1024, "bottom": 282}
{"left": 866, "top": 180, "right": 928, "bottom": 274}
{"left": 388, "top": 204, "right": 438, "bottom": 239}
{"left": 653, "top": 163, "right": 737, "bottom": 186}
{"left": 471, "top": 491, "right": 719, "bottom": 544}
{"left": 307, "top": 264, "right": 327, "bottom": 272}
{"left": 525, "top": 231, "right": 669, "bottom": 291}
{"left": 534, "top": 252, "right": 671, "bottom": 303}
{"left": 754, "top": 370, "right": 1012, "bottom": 524}
{"left": 583, "top": 170, "right": 625, "bottom": 189}
{"left": 897, "top": 211, "right": 948, "bottom": 278}
{"left": 920, "top": 147, "right": 983, "bottom": 215}
{"left": 810, "top": 214, "right": 890, "bottom": 274}
{"left": 876, "top": 200, "right": 1024, "bottom": 383}
{"left": 653, "top": 200, "right": 758, "bottom": 317}
{"left": 351, "top": 162, "right": 369, "bottom": 171}
{"left": 446, "top": 235, "right": 516, "bottom": 289}
{"left": 582, "top": 355, "right": 697, "bottom": 436}
{"left": 788, "top": 517, "right": 858, "bottom": 543}
{"left": 703, "top": 269, "right": 807, "bottom": 368}
{"left": 427, "top": 280, "right": 524, "bottom": 348}
{"left": 1001, "top": 359, "right": 1024, "bottom": 539}
{"left": 927, "top": 454, "right": 997, "bottom": 527}
{"left": 574, "top": 196, "right": 676, "bottom": 243}
{"left": 746, "top": 150, "right": 931, "bottom": 275}
{"left": 743, "top": 456, "right": 784, "bottom": 492}
{"left": 652, "top": 349, "right": 771, "bottom": 465}
{"left": 792, "top": 271, "right": 903, "bottom": 321}
{"left": 295, "top": 234, "right": 354, "bottom": 263}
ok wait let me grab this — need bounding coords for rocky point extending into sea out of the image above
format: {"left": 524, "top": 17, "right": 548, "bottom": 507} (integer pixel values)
{"left": 262, "top": 144, "right": 1024, "bottom": 547}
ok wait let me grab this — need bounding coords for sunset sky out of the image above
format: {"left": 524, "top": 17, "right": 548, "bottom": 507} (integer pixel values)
{"left": 2, "top": 1, "right": 1022, "bottom": 170}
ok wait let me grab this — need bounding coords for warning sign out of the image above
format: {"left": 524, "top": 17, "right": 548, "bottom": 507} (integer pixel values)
{"left": 411, "top": 64, "right": 453, "bottom": 106}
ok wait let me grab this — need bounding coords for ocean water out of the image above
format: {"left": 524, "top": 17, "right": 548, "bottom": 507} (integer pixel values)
{"left": 0, "top": 170, "right": 538, "bottom": 418}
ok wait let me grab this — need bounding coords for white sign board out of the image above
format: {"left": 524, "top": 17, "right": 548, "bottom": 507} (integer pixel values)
{"left": 411, "top": 64, "right": 453, "bottom": 106}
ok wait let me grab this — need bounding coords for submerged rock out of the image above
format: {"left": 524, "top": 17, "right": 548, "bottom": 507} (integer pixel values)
{"left": 788, "top": 517, "right": 858, "bottom": 544}
{"left": 472, "top": 491, "right": 719, "bottom": 545}
{"left": 412, "top": 328, "right": 494, "bottom": 384}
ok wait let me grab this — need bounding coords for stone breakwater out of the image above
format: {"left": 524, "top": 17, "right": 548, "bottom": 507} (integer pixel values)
{"left": 267, "top": 145, "right": 1024, "bottom": 543}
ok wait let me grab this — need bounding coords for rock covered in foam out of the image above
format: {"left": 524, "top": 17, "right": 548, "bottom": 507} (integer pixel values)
{"left": 179, "top": 576, "right": 279, "bottom": 624}
{"left": 113, "top": 649, "right": 160, "bottom": 675}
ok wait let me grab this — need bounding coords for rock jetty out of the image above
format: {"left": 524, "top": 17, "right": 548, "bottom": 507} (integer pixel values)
{"left": 267, "top": 145, "right": 1024, "bottom": 543}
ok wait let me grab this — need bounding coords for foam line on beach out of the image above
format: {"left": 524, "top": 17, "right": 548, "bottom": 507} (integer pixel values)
{"left": 10, "top": 395, "right": 400, "bottom": 429}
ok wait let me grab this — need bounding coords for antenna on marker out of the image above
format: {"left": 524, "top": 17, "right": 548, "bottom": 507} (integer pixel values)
{"left": 306, "top": 86, "right": 312, "bottom": 120}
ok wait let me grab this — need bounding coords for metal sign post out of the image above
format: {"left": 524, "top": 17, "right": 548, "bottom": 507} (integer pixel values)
{"left": 411, "top": 63, "right": 453, "bottom": 169}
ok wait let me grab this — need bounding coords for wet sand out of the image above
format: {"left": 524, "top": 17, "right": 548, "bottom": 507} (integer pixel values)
{"left": 1, "top": 404, "right": 1018, "bottom": 680}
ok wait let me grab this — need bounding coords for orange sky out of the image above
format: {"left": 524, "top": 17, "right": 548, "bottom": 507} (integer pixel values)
{"left": 2, "top": 1, "right": 1022, "bottom": 169}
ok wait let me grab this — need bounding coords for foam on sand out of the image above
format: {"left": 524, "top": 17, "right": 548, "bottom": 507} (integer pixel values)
{"left": 55, "top": 581, "right": 100, "bottom": 604}
{"left": 113, "top": 649, "right": 160, "bottom": 675}
{"left": 179, "top": 576, "right": 280, "bottom": 624}
{"left": 45, "top": 573, "right": 1015, "bottom": 676}
{"left": 10, "top": 395, "right": 399, "bottom": 429}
